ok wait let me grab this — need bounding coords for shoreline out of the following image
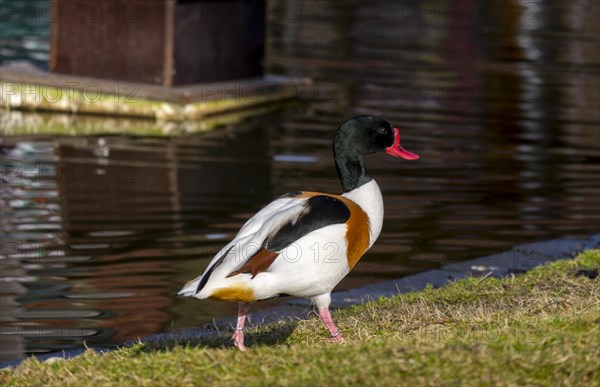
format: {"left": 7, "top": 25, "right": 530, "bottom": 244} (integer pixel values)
{"left": 2, "top": 233, "right": 598, "bottom": 369}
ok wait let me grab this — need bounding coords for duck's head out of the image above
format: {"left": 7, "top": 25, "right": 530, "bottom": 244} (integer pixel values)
{"left": 334, "top": 115, "right": 419, "bottom": 160}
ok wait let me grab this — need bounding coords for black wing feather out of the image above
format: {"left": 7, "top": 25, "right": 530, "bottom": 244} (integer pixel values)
{"left": 266, "top": 195, "right": 350, "bottom": 251}
{"left": 195, "top": 245, "right": 233, "bottom": 294}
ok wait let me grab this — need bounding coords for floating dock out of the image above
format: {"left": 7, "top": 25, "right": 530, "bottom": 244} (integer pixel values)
{"left": 0, "top": 64, "right": 312, "bottom": 135}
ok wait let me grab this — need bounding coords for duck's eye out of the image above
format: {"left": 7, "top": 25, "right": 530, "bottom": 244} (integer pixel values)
{"left": 378, "top": 127, "right": 387, "bottom": 134}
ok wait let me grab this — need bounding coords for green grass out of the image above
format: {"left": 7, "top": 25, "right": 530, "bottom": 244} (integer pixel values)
{"left": 3, "top": 250, "right": 599, "bottom": 386}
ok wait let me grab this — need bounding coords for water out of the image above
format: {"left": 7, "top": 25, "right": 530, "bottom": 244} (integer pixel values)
{"left": 0, "top": 0, "right": 49, "bottom": 68}
{"left": 1, "top": 0, "right": 599, "bottom": 362}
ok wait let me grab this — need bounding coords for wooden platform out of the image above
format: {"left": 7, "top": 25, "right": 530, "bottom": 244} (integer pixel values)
{"left": 0, "top": 64, "right": 311, "bottom": 135}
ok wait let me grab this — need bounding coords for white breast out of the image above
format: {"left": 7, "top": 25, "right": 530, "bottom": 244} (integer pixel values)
{"left": 342, "top": 179, "right": 384, "bottom": 248}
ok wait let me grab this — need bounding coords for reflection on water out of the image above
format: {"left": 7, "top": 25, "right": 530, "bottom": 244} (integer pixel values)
{"left": 1, "top": 0, "right": 599, "bottom": 361}
{"left": 0, "top": 0, "right": 49, "bottom": 67}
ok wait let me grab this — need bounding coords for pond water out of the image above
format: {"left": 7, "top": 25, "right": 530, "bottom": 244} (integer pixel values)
{"left": 1, "top": 1, "right": 599, "bottom": 362}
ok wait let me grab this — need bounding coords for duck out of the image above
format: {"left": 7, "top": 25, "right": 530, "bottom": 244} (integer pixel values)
{"left": 177, "top": 115, "right": 419, "bottom": 350}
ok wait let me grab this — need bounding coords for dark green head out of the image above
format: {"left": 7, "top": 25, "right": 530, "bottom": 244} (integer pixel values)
{"left": 333, "top": 115, "right": 419, "bottom": 192}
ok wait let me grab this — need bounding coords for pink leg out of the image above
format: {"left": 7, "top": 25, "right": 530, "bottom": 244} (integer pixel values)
{"left": 318, "top": 308, "right": 345, "bottom": 343}
{"left": 231, "top": 303, "right": 250, "bottom": 351}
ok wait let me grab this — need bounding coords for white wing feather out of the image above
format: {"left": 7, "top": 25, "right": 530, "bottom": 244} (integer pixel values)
{"left": 177, "top": 195, "right": 308, "bottom": 296}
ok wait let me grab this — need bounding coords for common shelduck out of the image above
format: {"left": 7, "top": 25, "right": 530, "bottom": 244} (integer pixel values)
{"left": 178, "top": 116, "right": 419, "bottom": 350}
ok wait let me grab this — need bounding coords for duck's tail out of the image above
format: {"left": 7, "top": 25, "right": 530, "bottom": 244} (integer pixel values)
{"left": 176, "top": 245, "right": 235, "bottom": 298}
{"left": 176, "top": 275, "right": 204, "bottom": 297}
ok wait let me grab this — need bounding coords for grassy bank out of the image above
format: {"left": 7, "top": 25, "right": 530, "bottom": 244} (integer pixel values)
{"left": 3, "top": 250, "right": 599, "bottom": 386}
